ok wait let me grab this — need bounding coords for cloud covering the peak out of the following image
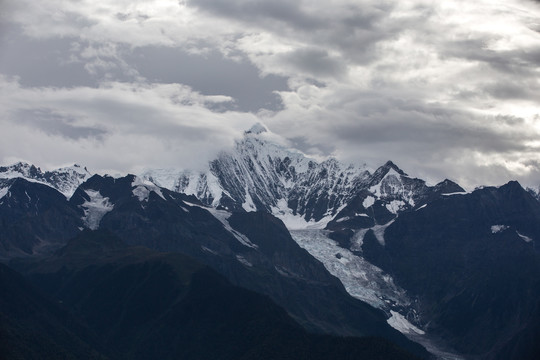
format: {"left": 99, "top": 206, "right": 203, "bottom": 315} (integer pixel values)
{"left": 1, "top": 0, "right": 540, "bottom": 188}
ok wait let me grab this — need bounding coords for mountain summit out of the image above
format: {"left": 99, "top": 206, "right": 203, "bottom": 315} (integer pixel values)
{"left": 143, "top": 124, "right": 462, "bottom": 230}
{"left": 0, "top": 162, "right": 91, "bottom": 197}
{"left": 244, "top": 122, "right": 268, "bottom": 135}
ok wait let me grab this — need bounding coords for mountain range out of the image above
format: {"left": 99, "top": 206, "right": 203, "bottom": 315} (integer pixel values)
{"left": 1, "top": 123, "right": 540, "bottom": 359}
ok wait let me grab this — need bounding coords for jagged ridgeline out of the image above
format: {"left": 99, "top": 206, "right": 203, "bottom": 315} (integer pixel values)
{"left": 141, "top": 123, "right": 463, "bottom": 229}
{"left": 2, "top": 123, "right": 540, "bottom": 360}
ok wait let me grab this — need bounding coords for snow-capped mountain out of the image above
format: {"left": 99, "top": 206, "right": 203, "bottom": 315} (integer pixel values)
{"left": 3, "top": 124, "right": 540, "bottom": 359}
{"left": 1, "top": 172, "right": 429, "bottom": 358}
{"left": 0, "top": 162, "right": 91, "bottom": 197}
{"left": 527, "top": 186, "right": 540, "bottom": 202}
{"left": 142, "top": 123, "right": 462, "bottom": 230}
{"left": 143, "top": 123, "right": 371, "bottom": 228}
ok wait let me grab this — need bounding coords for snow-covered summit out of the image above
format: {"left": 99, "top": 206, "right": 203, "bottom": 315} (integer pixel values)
{"left": 527, "top": 186, "right": 540, "bottom": 202}
{"left": 0, "top": 162, "right": 92, "bottom": 198}
{"left": 244, "top": 122, "right": 268, "bottom": 135}
{"left": 142, "top": 124, "right": 370, "bottom": 227}
{"left": 142, "top": 124, "right": 464, "bottom": 230}
{"left": 0, "top": 162, "right": 41, "bottom": 179}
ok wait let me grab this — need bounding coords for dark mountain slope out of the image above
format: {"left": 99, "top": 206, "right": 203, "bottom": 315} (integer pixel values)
{"left": 66, "top": 174, "right": 428, "bottom": 357}
{"left": 362, "top": 181, "right": 540, "bottom": 359}
{"left": 0, "top": 262, "right": 107, "bottom": 360}
{"left": 0, "top": 173, "right": 428, "bottom": 356}
{"left": 0, "top": 178, "right": 83, "bottom": 258}
{"left": 13, "top": 230, "right": 423, "bottom": 360}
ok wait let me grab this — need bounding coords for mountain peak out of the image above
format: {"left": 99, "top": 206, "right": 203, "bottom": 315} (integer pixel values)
{"left": 0, "top": 162, "right": 92, "bottom": 198}
{"left": 244, "top": 122, "right": 268, "bottom": 135}
{"left": 382, "top": 160, "right": 406, "bottom": 175}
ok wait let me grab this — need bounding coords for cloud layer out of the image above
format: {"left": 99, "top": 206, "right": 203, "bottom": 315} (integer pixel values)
{"left": 1, "top": 0, "right": 540, "bottom": 188}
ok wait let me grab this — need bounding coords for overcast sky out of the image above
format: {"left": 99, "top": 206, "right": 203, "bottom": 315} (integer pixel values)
{"left": 1, "top": 0, "right": 540, "bottom": 189}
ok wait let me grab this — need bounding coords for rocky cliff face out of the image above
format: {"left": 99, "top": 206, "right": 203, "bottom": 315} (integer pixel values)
{"left": 142, "top": 124, "right": 463, "bottom": 231}
{"left": 0, "top": 162, "right": 91, "bottom": 197}
{"left": 1, "top": 173, "right": 427, "bottom": 357}
{"left": 362, "top": 181, "right": 540, "bottom": 359}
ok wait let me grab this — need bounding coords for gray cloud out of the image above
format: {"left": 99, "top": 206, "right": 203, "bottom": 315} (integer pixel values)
{"left": 279, "top": 48, "right": 347, "bottom": 79}
{"left": 191, "top": 0, "right": 324, "bottom": 30}
{"left": 127, "top": 46, "right": 288, "bottom": 112}
{"left": 15, "top": 109, "right": 107, "bottom": 140}
{"left": 192, "top": 0, "right": 398, "bottom": 66}
{"left": 1, "top": 0, "right": 540, "bottom": 189}
{"left": 0, "top": 27, "right": 99, "bottom": 88}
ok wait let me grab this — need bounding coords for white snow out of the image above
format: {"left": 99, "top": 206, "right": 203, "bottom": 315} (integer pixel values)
{"left": 0, "top": 186, "right": 9, "bottom": 199}
{"left": 442, "top": 191, "right": 469, "bottom": 196}
{"left": 369, "top": 171, "right": 402, "bottom": 198}
{"left": 51, "top": 165, "right": 92, "bottom": 198}
{"left": 290, "top": 229, "right": 410, "bottom": 310}
{"left": 0, "top": 163, "right": 91, "bottom": 198}
{"left": 179, "top": 171, "right": 201, "bottom": 195}
{"left": 245, "top": 122, "right": 268, "bottom": 135}
{"left": 140, "top": 127, "right": 370, "bottom": 224}
{"left": 517, "top": 231, "right": 533, "bottom": 243}
{"left": 205, "top": 171, "right": 226, "bottom": 206}
{"left": 140, "top": 168, "right": 183, "bottom": 190}
{"left": 386, "top": 200, "right": 406, "bottom": 214}
{"left": 363, "top": 196, "right": 375, "bottom": 209}
{"left": 271, "top": 198, "right": 336, "bottom": 230}
{"left": 185, "top": 202, "right": 258, "bottom": 249}
{"left": 372, "top": 220, "right": 395, "bottom": 246}
{"left": 387, "top": 310, "right": 425, "bottom": 335}
{"left": 241, "top": 187, "right": 257, "bottom": 212}
{"left": 80, "top": 190, "right": 114, "bottom": 230}
{"left": 335, "top": 216, "right": 350, "bottom": 223}
{"left": 201, "top": 246, "right": 218, "bottom": 255}
{"left": 491, "top": 225, "right": 509, "bottom": 233}
{"left": 236, "top": 255, "right": 253, "bottom": 267}
{"left": 132, "top": 176, "right": 166, "bottom": 202}
{"left": 350, "top": 228, "right": 370, "bottom": 251}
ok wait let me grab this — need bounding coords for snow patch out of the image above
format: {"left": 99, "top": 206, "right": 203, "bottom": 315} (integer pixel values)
{"left": 442, "top": 191, "right": 469, "bottom": 196}
{"left": 140, "top": 168, "right": 183, "bottom": 190}
{"left": 132, "top": 176, "right": 166, "bottom": 202}
{"left": 491, "top": 225, "right": 509, "bottom": 234}
{"left": 372, "top": 220, "right": 395, "bottom": 246}
{"left": 271, "top": 198, "right": 336, "bottom": 230}
{"left": 201, "top": 246, "right": 218, "bottom": 255}
{"left": 236, "top": 255, "right": 253, "bottom": 267}
{"left": 363, "top": 196, "right": 375, "bottom": 209}
{"left": 387, "top": 310, "right": 425, "bottom": 335}
{"left": 517, "top": 231, "right": 533, "bottom": 243}
{"left": 186, "top": 202, "right": 258, "bottom": 249}
{"left": 385, "top": 200, "right": 406, "bottom": 214}
{"left": 350, "top": 228, "right": 370, "bottom": 251}
{"left": 80, "top": 190, "right": 114, "bottom": 230}
{"left": 0, "top": 186, "right": 9, "bottom": 199}
{"left": 205, "top": 172, "right": 225, "bottom": 206}
{"left": 335, "top": 216, "right": 350, "bottom": 223}
{"left": 241, "top": 187, "right": 257, "bottom": 212}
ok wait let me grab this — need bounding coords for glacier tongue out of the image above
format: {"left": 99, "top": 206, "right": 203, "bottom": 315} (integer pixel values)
{"left": 289, "top": 229, "right": 410, "bottom": 310}
{"left": 290, "top": 229, "right": 465, "bottom": 360}
{"left": 80, "top": 190, "right": 114, "bottom": 230}
{"left": 387, "top": 311, "right": 425, "bottom": 335}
